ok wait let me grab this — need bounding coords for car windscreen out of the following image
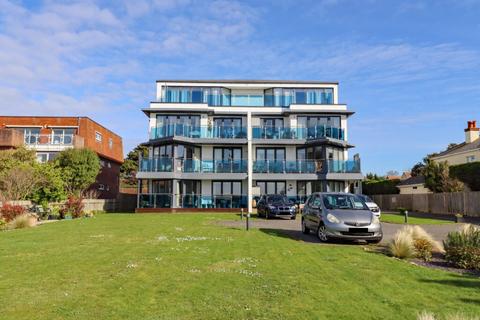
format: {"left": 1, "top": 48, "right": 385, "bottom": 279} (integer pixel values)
{"left": 322, "top": 194, "right": 369, "bottom": 210}
{"left": 267, "top": 195, "right": 289, "bottom": 204}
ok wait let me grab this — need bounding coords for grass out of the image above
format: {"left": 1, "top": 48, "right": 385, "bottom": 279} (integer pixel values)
{"left": 1, "top": 213, "right": 479, "bottom": 320}
{"left": 381, "top": 213, "right": 454, "bottom": 225}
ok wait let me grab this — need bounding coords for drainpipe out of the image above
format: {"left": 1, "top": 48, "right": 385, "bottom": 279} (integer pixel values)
{"left": 247, "top": 111, "right": 253, "bottom": 215}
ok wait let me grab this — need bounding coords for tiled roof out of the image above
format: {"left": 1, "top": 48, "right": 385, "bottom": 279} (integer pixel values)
{"left": 397, "top": 175, "right": 426, "bottom": 186}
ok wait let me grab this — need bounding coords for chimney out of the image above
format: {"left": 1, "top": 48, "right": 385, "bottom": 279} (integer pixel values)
{"left": 465, "top": 120, "right": 479, "bottom": 143}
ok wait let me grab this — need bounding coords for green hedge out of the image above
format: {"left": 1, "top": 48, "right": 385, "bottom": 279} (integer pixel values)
{"left": 362, "top": 179, "right": 400, "bottom": 195}
{"left": 449, "top": 162, "right": 480, "bottom": 191}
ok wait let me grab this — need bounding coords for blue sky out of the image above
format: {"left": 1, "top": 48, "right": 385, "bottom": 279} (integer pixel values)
{"left": 1, "top": 0, "right": 479, "bottom": 175}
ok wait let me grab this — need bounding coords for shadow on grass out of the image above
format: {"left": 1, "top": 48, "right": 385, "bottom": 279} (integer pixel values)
{"left": 419, "top": 276, "right": 480, "bottom": 289}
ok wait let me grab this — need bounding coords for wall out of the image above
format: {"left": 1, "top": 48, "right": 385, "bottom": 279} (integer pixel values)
{"left": 431, "top": 149, "right": 480, "bottom": 166}
{"left": 371, "top": 192, "right": 480, "bottom": 217}
{"left": 398, "top": 184, "right": 432, "bottom": 194}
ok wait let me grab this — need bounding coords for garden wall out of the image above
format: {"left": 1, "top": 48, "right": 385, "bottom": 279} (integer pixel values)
{"left": 372, "top": 192, "right": 480, "bottom": 217}
{"left": 1, "top": 194, "right": 137, "bottom": 213}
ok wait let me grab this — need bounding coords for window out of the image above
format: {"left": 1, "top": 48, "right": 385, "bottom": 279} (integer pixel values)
{"left": 100, "top": 160, "right": 105, "bottom": 167}
{"left": 108, "top": 138, "right": 113, "bottom": 149}
{"left": 212, "top": 181, "right": 243, "bottom": 208}
{"left": 98, "top": 184, "right": 105, "bottom": 190}
{"left": 163, "top": 86, "right": 231, "bottom": 106}
{"left": 107, "top": 162, "right": 111, "bottom": 168}
{"left": 264, "top": 88, "right": 334, "bottom": 107}
{"left": 255, "top": 181, "right": 286, "bottom": 195}
{"left": 466, "top": 155, "right": 476, "bottom": 163}
{"left": 36, "top": 153, "right": 49, "bottom": 163}
{"left": 95, "top": 131, "right": 102, "bottom": 142}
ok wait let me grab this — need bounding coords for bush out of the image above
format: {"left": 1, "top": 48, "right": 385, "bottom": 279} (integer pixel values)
{"left": 389, "top": 229, "right": 415, "bottom": 259}
{"left": 362, "top": 179, "right": 400, "bottom": 195}
{"left": 414, "top": 238, "right": 433, "bottom": 261}
{"left": 60, "top": 196, "right": 85, "bottom": 219}
{"left": 0, "top": 218, "right": 7, "bottom": 230}
{"left": 0, "top": 204, "right": 26, "bottom": 222}
{"left": 444, "top": 224, "right": 480, "bottom": 270}
{"left": 8, "top": 214, "right": 36, "bottom": 229}
{"left": 450, "top": 162, "right": 480, "bottom": 191}
{"left": 389, "top": 226, "right": 442, "bottom": 260}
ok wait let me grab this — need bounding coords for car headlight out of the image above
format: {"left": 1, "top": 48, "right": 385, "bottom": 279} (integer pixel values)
{"left": 372, "top": 215, "right": 380, "bottom": 224}
{"left": 371, "top": 207, "right": 379, "bottom": 212}
{"left": 326, "top": 213, "right": 340, "bottom": 224}
{"left": 268, "top": 205, "right": 276, "bottom": 210}
{"left": 290, "top": 206, "right": 296, "bottom": 212}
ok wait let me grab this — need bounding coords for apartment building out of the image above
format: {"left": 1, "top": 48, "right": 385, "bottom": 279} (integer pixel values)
{"left": 136, "top": 80, "right": 363, "bottom": 211}
{"left": 0, "top": 116, "right": 123, "bottom": 198}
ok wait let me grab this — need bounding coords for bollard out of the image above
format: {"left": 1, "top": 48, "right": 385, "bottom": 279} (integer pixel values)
{"left": 404, "top": 210, "right": 408, "bottom": 224}
{"left": 246, "top": 212, "right": 250, "bottom": 231}
{"left": 240, "top": 208, "right": 244, "bottom": 220}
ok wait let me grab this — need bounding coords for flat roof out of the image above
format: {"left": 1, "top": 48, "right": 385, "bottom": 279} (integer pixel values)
{"left": 156, "top": 79, "right": 339, "bottom": 85}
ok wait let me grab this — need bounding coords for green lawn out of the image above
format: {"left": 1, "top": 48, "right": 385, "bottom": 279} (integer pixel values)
{"left": 381, "top": 213, "right": 454, "bottom": 225}
{"left": 1, "top": 214, "right": 478, "bottom": 320}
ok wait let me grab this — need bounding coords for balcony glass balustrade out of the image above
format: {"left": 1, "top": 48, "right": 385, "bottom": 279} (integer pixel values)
{"left": 138, "top": 194, "right": 247, "bottom": 208}
{"left": 252, "top": 125, "right": 344, "bottom": 140}
{"left": 151, "top": 125, "right": 247, "bottom": 140}
{"left": 327, "top": 159, "right": 361, "bottom": 173}
{"left": 252, "top": 160, "right": 320, "bottom": 174}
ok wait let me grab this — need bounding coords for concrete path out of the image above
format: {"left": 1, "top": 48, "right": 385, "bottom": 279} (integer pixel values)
{"left": 221, "top": 218, "right": 466, "bottom": 244}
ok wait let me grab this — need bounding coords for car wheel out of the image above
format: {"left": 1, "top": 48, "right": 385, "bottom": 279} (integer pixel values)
{"left": 301, "top": 219, "right": 310, "bottom": 234}
{"left": 290, "top": 215, "right": 296, "bottom": 220}
{"left": 368, "top": 238, "right": 382, "bottom": 244}
{"left": 317, "top": 224, "right": 329, "bottom": 242}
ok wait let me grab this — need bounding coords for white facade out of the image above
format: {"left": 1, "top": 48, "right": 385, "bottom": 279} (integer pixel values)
{"left": 137, "top": 80, "right": 362, "bottom": 210}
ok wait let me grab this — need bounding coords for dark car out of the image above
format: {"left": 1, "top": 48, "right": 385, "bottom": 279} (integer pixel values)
{"left": 257, "top": 194, "right": 297, "bottom": 219}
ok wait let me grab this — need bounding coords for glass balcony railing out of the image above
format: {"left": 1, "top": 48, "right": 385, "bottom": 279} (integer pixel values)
{"left": 138, "top": 194, "right": 247, "bottom": 209}
{"left": 253, "top": 160, "right": 320, "bottom": 174}
{"left": 24, "top": 134, "right": 75, "bottom": 146}
{"left": 151, "top": 125, "right": 247, "bottom": 140}
{"left": 139, "top": 158, "right": 247, "bottom": 173}
{"left": 327, "top": 160, "right": 361, "bottom": 173}
{"left": 252, "top": 126, "right": 344, "bottom": 140}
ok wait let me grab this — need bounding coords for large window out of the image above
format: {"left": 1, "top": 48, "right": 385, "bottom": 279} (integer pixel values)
{"left": 212, "top": 181, "right": 243, "bottom": 208}
{"left": 52, "top": 128, "right": 75, "bottom": 145}
{"left": 164, "top": 86, "right": 231, "bottom": 106}
{"left": 297, "top": 116, "right": 340, "bottom": 128}
{"left": 256, "top": 181, "right": 286, "bottom": 195}
{"left": 256, "top": 148, "right": 285, "bottom": 161}
{"left": 265, "top": 88, "right": 334, "bottom": 107}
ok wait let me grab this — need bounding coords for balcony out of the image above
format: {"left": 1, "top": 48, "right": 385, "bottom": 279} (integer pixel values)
{"left": 253, "top": 160, "right": 319, "bottom": 174}
{"left": 252, "top": 126, "right": 344, "bottom": 140}
{"left": 150, "top": 125, "right": 247, "bottom": 140}
{"left": 139, "top": 158, "right": 247, "bottom": 173}
{"left": 138, "top": 193, "right": 247, "bottom": 209}
{"left": 24, "top": 134, "right": 84, "bottom": 150}
{"left": 327, "top": 159, "right": 361, "bottom": 173}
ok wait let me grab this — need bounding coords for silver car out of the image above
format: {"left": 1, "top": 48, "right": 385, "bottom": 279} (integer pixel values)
{"left": 301, "top": 192, "right": 383, "bottom": 243}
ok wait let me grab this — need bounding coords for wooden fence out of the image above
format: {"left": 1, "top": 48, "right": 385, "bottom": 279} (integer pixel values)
{"left": 371, "top": 192, "right": 480, "bottom": 217}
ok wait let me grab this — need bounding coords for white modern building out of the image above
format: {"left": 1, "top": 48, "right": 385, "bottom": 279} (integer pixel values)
{"left": 136, "top": 80, "right": 362, "bottom": 211}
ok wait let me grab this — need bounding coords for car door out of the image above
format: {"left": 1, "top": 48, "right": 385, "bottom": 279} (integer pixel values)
{"left": 308, "top": 195, "right": 323, "bottom": 228}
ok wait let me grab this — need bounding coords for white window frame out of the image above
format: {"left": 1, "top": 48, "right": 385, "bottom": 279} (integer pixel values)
{"left": 95, "top": 131, "right": 103, "bottom": 142}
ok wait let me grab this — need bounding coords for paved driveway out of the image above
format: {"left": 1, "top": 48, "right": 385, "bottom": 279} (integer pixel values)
{"left": 221, "top": 218, "right": 465, "bottom": 244}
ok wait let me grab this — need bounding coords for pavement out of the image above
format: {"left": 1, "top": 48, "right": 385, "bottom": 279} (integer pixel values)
{"left": 221, "top": 217, "right": 466, "bottom": 244}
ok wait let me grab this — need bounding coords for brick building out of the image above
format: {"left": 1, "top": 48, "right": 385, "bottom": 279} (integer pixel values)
{"left": 0, "top": 116, "right": 123, "bottom": 199}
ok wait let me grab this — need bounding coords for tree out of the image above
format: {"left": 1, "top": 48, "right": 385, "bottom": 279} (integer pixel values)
{"left": 120, "top": 144, "right": 149, "bottom": 186}
{"left": 0, "top": 165, "right": 42, "bottom": 201}
{"left": 0, "top": 146, "right": 36, "bottom": 176}
{"left": 386, "top": 170, "right": 399, "bottom": 177}
{"left": 30, "top": 162, "right": 67, "bottom": 205}
{"left": 55, "top": 148, "right": 101, "bottom": 195}
{"left": 424, "top": 160, "right": 463, "bottom": 193}
{"left": 410, "top": 162, "right": 425, "bottom": 177}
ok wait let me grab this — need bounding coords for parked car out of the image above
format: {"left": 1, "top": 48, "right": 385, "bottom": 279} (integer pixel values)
{"left": 301, "top": 192, "right": 383, "bottom": 243}
{"left": 357, "top": 194, "right": 381, "bottom": 217}
{"left": 257, "top": 194, "right": 297, "bottom": 219}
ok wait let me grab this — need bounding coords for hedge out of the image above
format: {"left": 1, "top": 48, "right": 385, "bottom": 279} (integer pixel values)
{"left": 450, "top": 162, "right": 480, "bottom": 191}
{"left": 362, "top": 179, "right": 400, "bottom": 195}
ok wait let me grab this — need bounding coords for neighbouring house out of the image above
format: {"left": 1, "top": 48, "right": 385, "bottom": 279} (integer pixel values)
{"left": 136, "top": 80, "right": 363, "bottom": 211}
{"left": 430, "top": 120, "right": 480, "bottom": 165}
{"left": 0, "top": 116, "right": 123, "bottom": 199}
{"left": 397, "top": 176, "right": 432, "bottom": 194}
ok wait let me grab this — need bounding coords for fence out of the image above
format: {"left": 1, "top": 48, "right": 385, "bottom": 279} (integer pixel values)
{"left": 1, "top": 194, "right": 137, "bottom": 213}
{"left": 371, "top": 192, "right": 480, "bottom": 217}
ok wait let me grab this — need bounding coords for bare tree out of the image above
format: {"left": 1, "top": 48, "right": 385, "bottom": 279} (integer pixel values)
{"left": 0, "top": 167, "right": 42, "bottom": 201}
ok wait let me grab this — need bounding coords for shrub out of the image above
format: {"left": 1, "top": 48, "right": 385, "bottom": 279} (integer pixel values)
{"left": 0, "top": 218, "right": 7, "bottom": 230}
{"left": 0, "top": 204, "right": 26, "bottom": 222}
{"left": 60, "top": 196, "right": 85, "bottom": 219}
{"left": 444, "top": 224, "right": 480, "bottom": 270}
{"left": 8, "top": 214, "right": 36, "bottom": 229}
{"left": 414, "top": 238, "right": 433, "bottom": 261}
{"left": 362, "top": 179, "right": 400, "bottom": 195}
{"left": 389, "top": 229, "right": 415, "bottom": 259}
{"left": 389, "top": 226, "right": 441, "bottom": 260}
{"left": 450, "top": 161, "right": 480, "bottom": 191}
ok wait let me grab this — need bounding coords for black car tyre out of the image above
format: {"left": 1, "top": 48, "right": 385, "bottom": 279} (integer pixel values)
{"left": 301, "top": 219, "right": 310, "bottom": 234}
{"left": 368, "top": 238, "right": 382, "bottom": 244}
{"left": 290, "top": 215, "right": 296, "bottom": 220}
{"left": 317, "top": 224, "right": 329, "bottom": 242}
